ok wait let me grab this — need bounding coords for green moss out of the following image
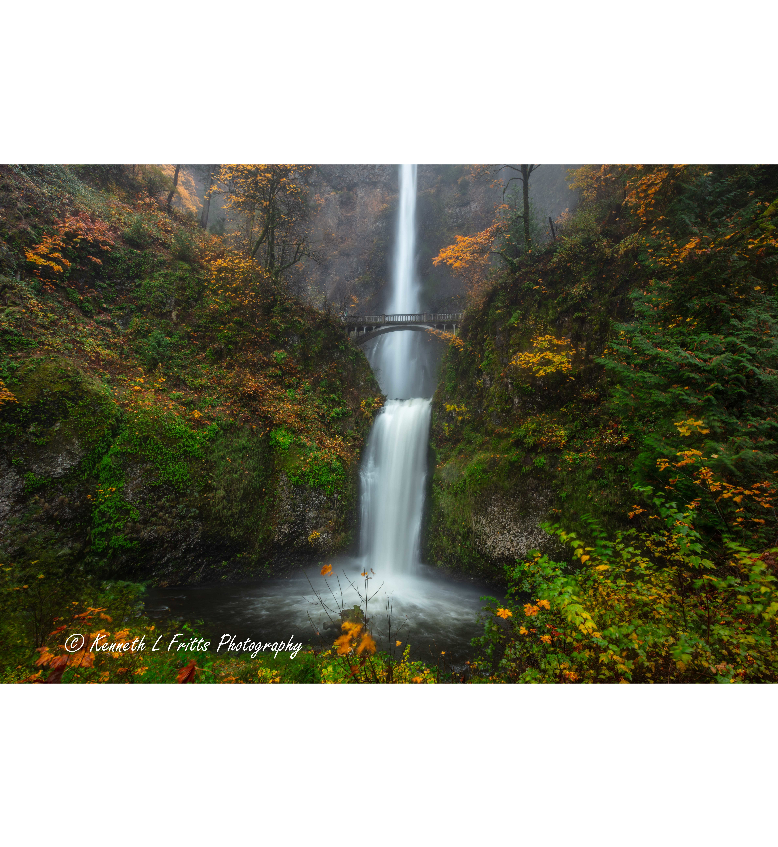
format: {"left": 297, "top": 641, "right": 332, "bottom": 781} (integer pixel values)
{"left": 22, "top": 470, "right": 50, "bottom": 493}
{"left": 202, "top": 425, "right": 275, "bottom": 555}
{"left": 286, "top": 446, "right": 346, "bottom": 495}
{"left": 1, "top": 357, "right": 118, "bottom": 460}
{"left": 269, "top": 428, "right": 294, "bottom": 451}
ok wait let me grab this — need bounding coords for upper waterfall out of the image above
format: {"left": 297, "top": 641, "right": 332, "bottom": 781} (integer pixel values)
{"left": 388, "top": 163, "right": 419, "bottom": 314}
{"left": 368, "top": 164, "right": 429, "bottom": 400}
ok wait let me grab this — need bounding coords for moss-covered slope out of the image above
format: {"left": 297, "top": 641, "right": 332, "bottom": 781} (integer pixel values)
{"left": 0, "top": 165, "right": 382, "bottom": 585}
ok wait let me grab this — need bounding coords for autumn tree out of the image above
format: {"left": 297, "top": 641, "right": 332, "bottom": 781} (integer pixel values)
{"left": 215, "top": 164, "right": 314, "bottom": 277}
{"left": 432, "top": 220, "right": 505, "bottom": 306}
{"left": 433, "top": 165, "right": 542, "bottom": 306}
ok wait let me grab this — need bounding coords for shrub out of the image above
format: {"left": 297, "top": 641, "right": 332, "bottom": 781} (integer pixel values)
{"left": 476, "top": 488, "right": 778, "bottom": 683}
{"left": 122, "top": 215, "right": 154, "bottom": 249}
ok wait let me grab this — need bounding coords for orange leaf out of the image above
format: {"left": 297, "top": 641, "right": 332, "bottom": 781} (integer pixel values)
{"left": 334, "top": 633, "right": 353, "bottom": 655}
{"left": 356, "top": 632, "right": 376, "bottom": 656}
{"left": 68, "top": 650, "right": 95, "bottom": 669}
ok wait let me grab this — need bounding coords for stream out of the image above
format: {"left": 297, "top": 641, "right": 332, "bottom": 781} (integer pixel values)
{"left": 143, "top": 558, "right": 501, "bottom": 666}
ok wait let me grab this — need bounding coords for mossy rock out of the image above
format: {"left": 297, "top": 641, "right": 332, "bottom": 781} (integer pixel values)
{"left": 1, "top": 356, "right": 118, "bottom": 478}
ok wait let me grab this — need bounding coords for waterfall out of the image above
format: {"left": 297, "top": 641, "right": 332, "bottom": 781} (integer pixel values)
{"left": 360, "top": 398, "right": 431, "bottom": 574}
{"left": 143, "top": 165, "right": 499, "bottom": 661}
{"left": 388, "top": 163, "right": 419, "bottom": 315}
{"left": 360, "top": 164, "right": 432, "bottom": 575}
{"left": 370, "top": 164, "right": 423, "bottom": 401}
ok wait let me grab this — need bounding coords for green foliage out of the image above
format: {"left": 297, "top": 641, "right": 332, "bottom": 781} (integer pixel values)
{"left": 430, "top": 164, "right": 778, "bottom": 588}
{"left": 135, "top": 328, "right": 174, "bottom": 369}
{"left": 475, "top": 489, "right": 778, "bottom": 683}
{"left": 0, "top": 554, "right": 90, "bottom": 653}
{"left": 121, "top": 404, "right": 218, "bottom": 488}
{"left": 106, "top": 245, "right": 161, "bottom": 279}
{"left": 136, "top": 274, "right": 174, "bottom": 312}
{"left": 286, "top": 443, "right": 346, "bottom": 495}
{"left": 269, "top": 427, "right": 294, "bottom": 451}
{"left": 601, "top": 166, "right": 778, "bottom": 547}
{"left": 135, "top": 265, "right": 204, "bottom": 314}
{"left": 205, "top": 426, "right": 274, "bottom": 554}
{"left": 22, "top": 470, "right": 50, "bottom": 494}
{"left": 171, "top": 229, "right": 197, "bottom": 264}
{"left": 68, "top": 164, "right": 131, "bottom": 190}
{"left": 91, "top": 458, "right": 140, "bottom": 554}
{"left": 501, "top": 194, "right": 544, "bottom": 260}
{"left": 122, "top": 215, "right": 155, "bottom": 250}
{"left": 1, "top": 358, "right": 118, "bottom": 459}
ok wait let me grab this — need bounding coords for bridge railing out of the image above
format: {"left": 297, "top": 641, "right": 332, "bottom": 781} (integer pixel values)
{"left": 342, "top": 313, "right": 463, "bottom": 325}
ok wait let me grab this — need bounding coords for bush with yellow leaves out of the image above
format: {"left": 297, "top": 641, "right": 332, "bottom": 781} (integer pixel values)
{"left": 0, "top": 378, "right": 17, "bottom": 409}
{"left": 510, "top": 334, "right": 574, "bottom": 379}
{"left": 474, "top": 486, "right": 778, "bottom": 684}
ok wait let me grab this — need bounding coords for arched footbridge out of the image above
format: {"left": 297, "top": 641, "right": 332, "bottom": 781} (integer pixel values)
{"left": 343, "top": 313, "right": 463, "bottom": 345}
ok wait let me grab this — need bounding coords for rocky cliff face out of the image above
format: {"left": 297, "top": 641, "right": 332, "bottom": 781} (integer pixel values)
{"left": 292, "top": 164, "right": 578, "bottom": 312}
{"left": 292, "top": 165, "right": 509, "bottom": 313}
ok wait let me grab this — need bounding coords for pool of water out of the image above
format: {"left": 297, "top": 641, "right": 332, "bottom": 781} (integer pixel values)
{"left": 143, "top": 556, "right": 504, "bottom": 667}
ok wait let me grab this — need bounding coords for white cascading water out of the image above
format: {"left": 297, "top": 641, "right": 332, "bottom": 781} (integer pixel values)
{"left": 388, "top": 163, "right": 419, "bottom": 314}
{"left": 361, "top": 164, "right": 431, "bottom": 574}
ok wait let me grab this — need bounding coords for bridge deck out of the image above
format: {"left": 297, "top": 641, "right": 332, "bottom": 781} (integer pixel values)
{"left": 342, "top": 312, "right": 463, "bottom": 326}
{"left": 343, "top": 313, "right": 464, "bottom": 345}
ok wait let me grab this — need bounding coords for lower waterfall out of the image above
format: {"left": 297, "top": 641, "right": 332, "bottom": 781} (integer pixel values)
{"left": 359, "top": 398, "right": 432, "bottom": 575}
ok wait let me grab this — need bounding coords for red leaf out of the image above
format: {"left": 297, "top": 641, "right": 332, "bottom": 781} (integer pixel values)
{"left": 44, "top": 655, "right": 69, "bottom": 684}
{"left": 177, "top": 659, "right": 197, "bottom": 684}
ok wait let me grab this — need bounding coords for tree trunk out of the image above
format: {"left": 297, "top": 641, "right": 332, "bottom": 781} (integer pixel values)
{"left": 166, "top": 164, "right": 181, "bottom": 212}
{"left": 200, "top": 165, "right": 215, "bottom": 230}
{"left": 267, "top": 211, "right": 276, "bottom": 273}
{"left": 522, "top": 164, "right": 531, "bottom": 249}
